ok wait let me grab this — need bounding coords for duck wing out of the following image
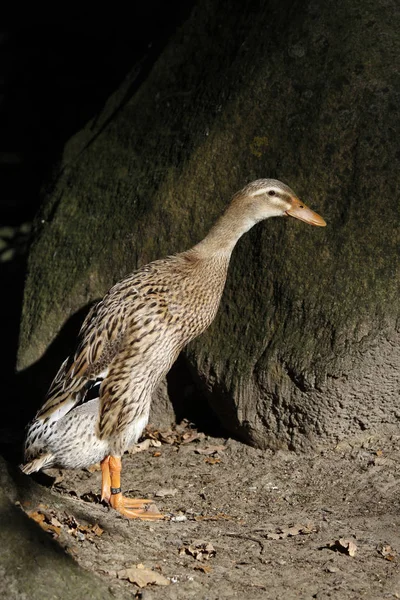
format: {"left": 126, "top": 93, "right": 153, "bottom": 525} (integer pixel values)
{"left": 36, "top": 255, "right": 191, "bottom": 430}
{"left": 35, "top": 284, "right": 135, "bottom": 422}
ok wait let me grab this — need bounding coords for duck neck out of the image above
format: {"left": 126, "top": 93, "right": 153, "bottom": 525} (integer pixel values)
{"left": 192, "top": 201, "right": 256, "bottom": 259}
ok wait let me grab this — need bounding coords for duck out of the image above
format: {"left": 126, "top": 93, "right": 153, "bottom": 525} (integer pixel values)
{"left": 21, "top": 179, "right": 326, "bottom": 519}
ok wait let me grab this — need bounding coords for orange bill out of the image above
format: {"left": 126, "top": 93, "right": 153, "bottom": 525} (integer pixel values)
{"left": 286, "top": 198, "right": 326, "bottom": 227}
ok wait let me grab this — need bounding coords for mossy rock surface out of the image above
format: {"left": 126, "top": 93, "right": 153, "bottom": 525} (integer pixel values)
{"left": 18, "top": 0, "right": 400, "bottom": 448}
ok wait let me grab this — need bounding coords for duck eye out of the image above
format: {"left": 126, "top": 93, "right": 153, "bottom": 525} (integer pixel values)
{"left": 268, "top": 190, "right": 276, "bottom": 196}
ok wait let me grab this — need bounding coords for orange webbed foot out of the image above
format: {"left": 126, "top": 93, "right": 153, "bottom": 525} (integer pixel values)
{"left": 101, "top": 454, "right": 164, "bottom": 520}
{"left": 111, "top": 493, "right": 164, "bottom": 520}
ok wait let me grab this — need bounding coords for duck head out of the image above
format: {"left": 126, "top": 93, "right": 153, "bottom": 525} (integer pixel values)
{"left": 236, "top": 179, "right": 326, "bottom": 227}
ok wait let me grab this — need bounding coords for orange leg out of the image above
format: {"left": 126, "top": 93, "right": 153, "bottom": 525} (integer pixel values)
{"left": 100, "top": 456, "right": 111, "bottom": 503}
{"left": 107, "top": 455, "right": 164, "bottom": 520}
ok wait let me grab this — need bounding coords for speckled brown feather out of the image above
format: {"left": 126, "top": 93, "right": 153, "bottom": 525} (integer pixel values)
{"left": 36, "top": 250, "right": 229, "bottom": 441}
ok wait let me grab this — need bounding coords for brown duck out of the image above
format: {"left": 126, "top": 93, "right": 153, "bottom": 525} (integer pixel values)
{"left": 22, "top": 179, "right": 326, "bottom": 519}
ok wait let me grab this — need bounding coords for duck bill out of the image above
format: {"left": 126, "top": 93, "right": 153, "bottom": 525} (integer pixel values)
{"left": 286, "top": 198, "right": 326, "bottom": 227}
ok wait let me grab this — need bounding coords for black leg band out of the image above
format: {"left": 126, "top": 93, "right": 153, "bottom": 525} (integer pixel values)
{"left": 111, "top": 487, "right": 122, "bottom": 495}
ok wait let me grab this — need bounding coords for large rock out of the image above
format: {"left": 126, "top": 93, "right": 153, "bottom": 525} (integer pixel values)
{"left": 18, "top": 0, "right": 400, "bottom": 449}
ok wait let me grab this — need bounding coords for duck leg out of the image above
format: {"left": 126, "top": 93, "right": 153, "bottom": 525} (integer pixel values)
{"left": 100, "top": 456, "right": 112, "bottom": 503}
{"left": 107, "top": 455, "right": 164, "bottom": 520}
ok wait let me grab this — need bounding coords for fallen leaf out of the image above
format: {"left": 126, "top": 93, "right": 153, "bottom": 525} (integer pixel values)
{"left": 341, "top": 538, "right": 357, "bottom": 557}
{"left": 29, "top": 511, "right": 45, "bottom": 525}
{"left": 266, "top": 522, "right": 317, "bottom": 540}
{"left": 28, "top": 511, "right": 61, "bottom": 537}
{"left": 80, "top": 492, "right": 102, "bottom": 504}
{"left": 153, "top": 451, "right": 162, "bottom": 457}
{"left": 181, "top": 431, "right": 205, "bottom": 444}
{"left": 128, "top": 439, "right": 151, "bottom": 454}
{"left": 144, "top": 422, "right": 205, "bottom": 447}
{"left": 150, "top": 439, "right": 162, "bottom": 448}
{"left": 64, "top": 513, "right": 104, "bottom": 540}
{"left": 159, "top": 431, "right": 176, "bottom": 444}
{"left": 204, "top": 457, "right": 221, "bottom": 464}
{"left": 377, "top": 543, "right": 397, "bottom": 561}
{"left": 91, "top": 523, "right": 104, "bottom": 536}
{"left": 118, "top": 565, "right": 170, "bottom": 588}
{"left": 86, "top": 463, "right": 101, "bottom": 472}
{"left": 195, "top": 445, "right": 226, "bottom": 455}
{"left": 328, "top": 538, "right": 358, "bottom": 557}
{"left": 179, "top": 542, "right": 216, "bottom": 561}
{"left": 194, "top": 564, "right": 212, "bottom": 574}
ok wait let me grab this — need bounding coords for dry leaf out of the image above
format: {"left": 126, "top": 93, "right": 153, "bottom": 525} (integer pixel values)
{"left": 64, "top": 513, "right": 103, "bottom": 540}
{"left": 204, "top": 457, "right": 221, "bottom": 464}
{"left": 266, "top": 522, "right": 317, "bottom": 540}
{"left": 194, "top": 564, "right": 213, "bottom": 574}
{"left": 340, "top": 538, "right": 357, "bottom": 557}
{"left": 159, "top": 431, "right": 176, "bottom": 444}
{"left": 150, "top": 439, "right": 162, "bottom": 448}
{"left": 153, "top": 451, "right": 162, "bottom": 457}
{"left": 195, "top": 445, "right": 226, "bottom": 455}
{"left": 179, "top": 542, "right": 216, "bottom": 561}
{"left": 86, "top": 463, "right": 101, "bottom": 472}
{"left": 329, "top": 538, "right": 358, "bottom": 557}
{"left": 118, "top": 565, "right": 170, "bottom": 588}
{"left": 91, "top": 523, "right": 104, "bottom": 536}
{"left": 181, "top": 431, "right": 205, "bottom": 444}
{"left": 377, "top": 543, "right": 397, "bottom": 561}
{"left": 143, "top": 421, "right": 206, "bottom": 448}
{"left": 28, "top": 511, "right": 61, "bottom": 537}
{"left": 29, "top": 511, "right": 45, "bottom": 525}
{"left": 128, "top": 439, "right": 151, "bottom": 454}
{"left": 80, "top": 492, "right": 101, "bottom": 504}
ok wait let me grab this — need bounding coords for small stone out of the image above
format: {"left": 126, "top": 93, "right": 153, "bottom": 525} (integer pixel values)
{"left": 171, "top": 515, "right": 187, "bottom": 522}
{"left": 155, "top": 488, "right": 178, "bottom": 498}
{"left": 326, "top": 565, "right": 338, "bottom": 573}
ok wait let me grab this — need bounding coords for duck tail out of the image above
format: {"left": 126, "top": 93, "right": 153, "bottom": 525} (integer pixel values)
{"left": 20, "top": 453, "right": 53, "bottom": 475}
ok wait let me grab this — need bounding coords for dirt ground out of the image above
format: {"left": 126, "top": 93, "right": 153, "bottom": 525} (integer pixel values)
{"left": 18, "top": 422, "right": 400, "bottom": 599}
